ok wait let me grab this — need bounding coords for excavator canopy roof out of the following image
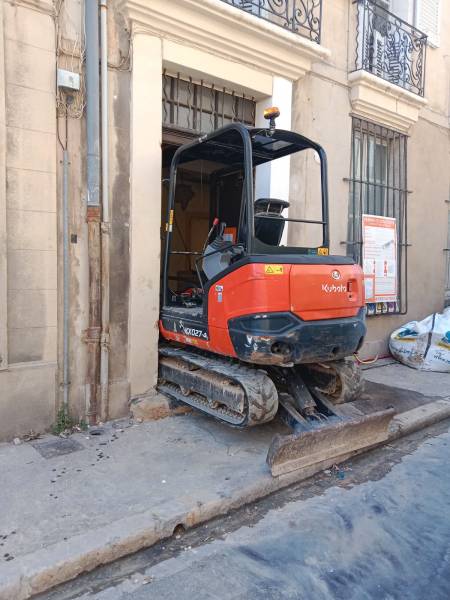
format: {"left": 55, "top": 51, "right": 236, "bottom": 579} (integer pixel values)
{"left": 174, "top": 124, "right": 325, "bottom": 168}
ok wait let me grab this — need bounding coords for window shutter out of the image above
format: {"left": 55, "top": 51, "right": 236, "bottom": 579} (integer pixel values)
{"left": 417, "top": 0, "right": 440, "bottom": 47}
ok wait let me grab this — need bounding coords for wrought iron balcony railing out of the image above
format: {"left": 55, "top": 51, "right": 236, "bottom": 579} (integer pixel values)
{"left": 354, "top": 0, "right": 427, "bottom": 96}
{"left": 220, "top": 0, "right": 322, "bottom": 44}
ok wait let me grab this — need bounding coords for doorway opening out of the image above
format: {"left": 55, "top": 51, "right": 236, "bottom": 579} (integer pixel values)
{"left": 160, "top": 73, "right": 256, "bottom": 314}
{"left": 161, "top": 130, "right": 247, "bottom": 319}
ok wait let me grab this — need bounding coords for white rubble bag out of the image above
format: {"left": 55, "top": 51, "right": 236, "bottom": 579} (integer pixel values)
{"left": 389, "top": 308, "right": 450, "bottom": 372}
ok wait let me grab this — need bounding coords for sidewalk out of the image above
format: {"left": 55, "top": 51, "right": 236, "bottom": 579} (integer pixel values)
{"left": 1, "top": 361, "right": 449, "bottom": 599}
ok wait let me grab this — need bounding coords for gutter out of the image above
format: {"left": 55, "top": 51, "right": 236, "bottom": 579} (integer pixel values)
{"left": 100, "top": 0, "right": 111, "bottom": 420}
{"left": 84, "top": 0, "right": 102, "bottom": 424}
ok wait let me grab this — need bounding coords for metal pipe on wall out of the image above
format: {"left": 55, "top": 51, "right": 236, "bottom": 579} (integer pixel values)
{"left": 99, "top": 0, "right": 110, "bottom": 421}
{"left": 85, "top": 0, "right": 102, "bottom": 424}
{"left": 85, "top": 0, "right": 100, "bottom": 208}
{"left": 62, "top": 148, "right": 70, "bottom": 410}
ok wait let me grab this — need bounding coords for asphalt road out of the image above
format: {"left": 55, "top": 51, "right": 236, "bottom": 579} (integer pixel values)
{"left": 39, "top": 419, "right": 450, "bottom": 600}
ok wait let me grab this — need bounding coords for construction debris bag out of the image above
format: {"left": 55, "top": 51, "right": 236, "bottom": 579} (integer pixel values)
{"left": 389, "top": 308, "right": 450, "bottom": 372}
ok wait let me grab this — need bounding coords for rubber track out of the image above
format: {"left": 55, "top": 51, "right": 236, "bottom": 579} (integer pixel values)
{"left": 158, "top": 345, "right": 278, "bottom": 427}
{"left": 158, "top": 383, "right": 245, "bottom": 426}
{"left": 303, "top": 358, "right": 364, "bottom": 405}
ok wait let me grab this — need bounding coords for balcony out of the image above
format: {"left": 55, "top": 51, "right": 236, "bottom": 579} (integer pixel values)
{"left": 354, "top": 0, "right": 427, "bottom": 97}
{"left": 220, "top": 0, "right": 322, "bottom": 43}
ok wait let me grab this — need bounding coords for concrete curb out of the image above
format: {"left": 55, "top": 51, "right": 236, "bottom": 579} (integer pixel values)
{"left": 388, "top": 398, "right": 450, "bottom": 440}
{"left": 2, "top": 397, "right": 450, "bottom": 600}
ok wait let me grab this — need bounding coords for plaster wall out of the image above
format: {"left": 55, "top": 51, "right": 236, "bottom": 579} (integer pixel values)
{"left": 58, "top": 2, "right": 132, "bottom": 422}
{"left": 0, "top": 1, "right": 58, "bottom": 439}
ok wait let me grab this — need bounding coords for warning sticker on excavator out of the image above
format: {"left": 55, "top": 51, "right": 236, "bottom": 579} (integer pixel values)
{"left": 265, "top": 265, "right": 284, "bottom": 275}
{"left": 168, "top": 209, "right": 174, "bottom": 232}
{"left": 318, "top": 247, "right": 329, "bottom": 255}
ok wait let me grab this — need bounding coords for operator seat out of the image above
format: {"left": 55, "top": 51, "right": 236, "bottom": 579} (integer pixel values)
{"left": 254, "top": 198, "right": 290, "bottom": 246}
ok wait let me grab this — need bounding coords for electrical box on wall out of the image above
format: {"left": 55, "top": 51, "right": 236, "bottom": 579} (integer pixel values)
{"left": 57, "top": 68, "right": 80, "bottom": 91}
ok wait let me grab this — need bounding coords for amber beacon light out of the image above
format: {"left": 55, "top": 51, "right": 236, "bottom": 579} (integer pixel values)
{"left": 263, "top": 106, "right": 280, "bottom": 134}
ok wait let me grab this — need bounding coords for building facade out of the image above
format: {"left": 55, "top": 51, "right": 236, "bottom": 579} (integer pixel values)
{"left": 0, "top": 0, "right": 449, "bottom": 440}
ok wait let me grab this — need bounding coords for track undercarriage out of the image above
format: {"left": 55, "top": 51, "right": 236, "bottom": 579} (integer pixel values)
{"left": 158, "top": 345, "right": 278, "bottom": 427}
{"left": 158, "top": 344, "right": 394, "bottom": 476}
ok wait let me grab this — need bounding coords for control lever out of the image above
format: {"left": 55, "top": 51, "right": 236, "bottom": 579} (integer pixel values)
{"left": 203, "top": 217, "right": 220, "bottom": 254}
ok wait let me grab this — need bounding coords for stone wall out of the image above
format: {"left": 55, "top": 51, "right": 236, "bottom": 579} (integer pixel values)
{"left": 0, "top": 0, "right": 57, "bottom": 439}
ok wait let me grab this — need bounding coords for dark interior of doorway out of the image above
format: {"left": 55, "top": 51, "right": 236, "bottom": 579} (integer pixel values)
{"left": 161, "top": 138, "right": 206, "bottom": 301}
{"left": 161, "top": 128, "right": 246, "bottom": 310}
{"left": 161, "top": 130, "right": 212, "bottom": 305}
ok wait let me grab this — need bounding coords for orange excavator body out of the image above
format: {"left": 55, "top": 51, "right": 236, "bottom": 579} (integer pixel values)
{"left": 160, "top": 260, "right": 365, "bottom": 366}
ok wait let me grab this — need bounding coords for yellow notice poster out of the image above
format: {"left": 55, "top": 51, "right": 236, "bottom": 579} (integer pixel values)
{"left": 362, "top": 215, "right": 397, "bottom": 304}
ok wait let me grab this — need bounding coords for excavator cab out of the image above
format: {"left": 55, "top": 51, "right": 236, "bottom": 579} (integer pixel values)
{"left": 158, "top": 114, "right": 394, "bottom": 477}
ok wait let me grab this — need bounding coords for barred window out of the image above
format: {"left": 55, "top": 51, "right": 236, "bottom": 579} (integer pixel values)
{"left": 347, "top": 117, "right": 408, "bottom": 315}
{"left": 162, "top": 71, "right": 255, "bottom": 136}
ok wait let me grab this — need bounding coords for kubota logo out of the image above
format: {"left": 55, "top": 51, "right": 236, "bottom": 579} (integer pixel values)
{"left": 331, "top": 270, "right": 341, "bottom": 280}
{"left": 322, "top": 283, "right": 347, "bottom": 293}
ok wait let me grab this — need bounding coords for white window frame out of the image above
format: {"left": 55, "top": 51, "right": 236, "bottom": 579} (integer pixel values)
{"left": 389, "top": 0, "right": 440, "bottom": 48}
{"left": 414, "top": 0, "right": 441, "bottom": 48}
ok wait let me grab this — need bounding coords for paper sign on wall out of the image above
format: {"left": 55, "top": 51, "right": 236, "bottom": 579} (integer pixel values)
{"left": 362, "top": 214, "right": 397, "bottom": 304}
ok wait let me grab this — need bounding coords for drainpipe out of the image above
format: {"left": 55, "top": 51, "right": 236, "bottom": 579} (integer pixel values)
{"left": 62, "top": 147, "right": 70, "bottom": 411}
{"left": 100, "top": 0, "right": 110, "bottom": 421}
{"left": 85, "top": 0, "right": 101, "bottom": 424}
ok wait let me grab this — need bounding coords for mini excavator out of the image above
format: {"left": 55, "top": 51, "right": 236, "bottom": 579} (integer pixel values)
{"left": 158, "top": 108, "right": 394, "bottom": 476}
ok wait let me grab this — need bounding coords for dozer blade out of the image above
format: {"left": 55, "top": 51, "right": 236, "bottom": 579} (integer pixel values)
{"left": 266, "top": 408, "right": 395, "bottom": 477}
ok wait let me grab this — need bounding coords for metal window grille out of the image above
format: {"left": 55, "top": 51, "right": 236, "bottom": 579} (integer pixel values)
{"left": 162, "top": 71, "right": 256, "bottom": 136}
{"left": 347, "top": 117, "right": 408, "bottom": 315}
{"left": 354, "top": 0, "right": 427, "bottom": 97}
{"left": 219, "top": 0, "right": 323, "bottom": 43}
